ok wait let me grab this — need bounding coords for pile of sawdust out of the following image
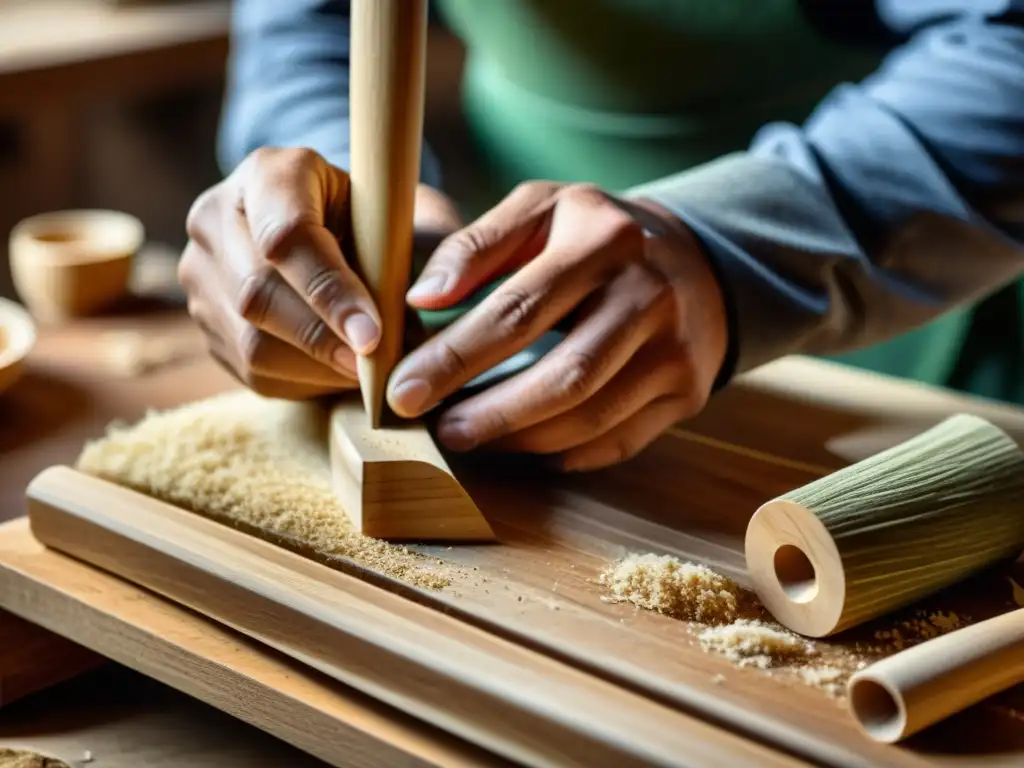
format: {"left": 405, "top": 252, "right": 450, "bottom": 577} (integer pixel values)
{"left": 597, "top": 552, "right": 967, "bottom": 700}
{"left": 75, "top": 390, "right": 455, "bottom": 589}
{"left": 598, "top": 553, "right": 744, "bottom": 624}
{"left": 0, "top": 748, "right": 69, "bottom": 768}
{"left": 697, "top": 619, "right": 817, "bottom": 669}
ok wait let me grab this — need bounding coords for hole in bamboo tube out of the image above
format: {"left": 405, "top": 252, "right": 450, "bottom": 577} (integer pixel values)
{"left": 773, "top": 544, "right": 818, "bottom": 603}
{"left": 849, "top": 678, "right": 905, "bottom": 742}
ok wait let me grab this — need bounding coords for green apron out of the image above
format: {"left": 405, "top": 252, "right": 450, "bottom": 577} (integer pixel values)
{"left": 421, "top": 0, "right": 1017, "bottom": 404}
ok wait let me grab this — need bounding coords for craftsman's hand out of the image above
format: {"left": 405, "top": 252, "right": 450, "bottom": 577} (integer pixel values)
{"left": 386, "top": 182, "right": 729, "bottom": 471}
{"left": 179, "top": 147, "right": 461, "bottom": 400}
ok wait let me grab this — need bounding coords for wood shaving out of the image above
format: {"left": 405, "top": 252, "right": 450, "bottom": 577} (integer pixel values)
{"left": 598, "top": 553, "right": 744, "bottom": 624}
{"left": 698, "top": 619, "right": 817, "bottom": 669}
{"left": 75, "top": 390, "right": 457, "bottom": 589}
{"left": 0, "top": 748, "right": 69, "bottom": 768}
{"left": 598, "top": 552, "right": 971, "bottom": 700}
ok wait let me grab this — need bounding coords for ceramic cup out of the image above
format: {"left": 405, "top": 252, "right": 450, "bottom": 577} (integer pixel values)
{"left": 9, "top": 209, "right": 144, "bottom": 323}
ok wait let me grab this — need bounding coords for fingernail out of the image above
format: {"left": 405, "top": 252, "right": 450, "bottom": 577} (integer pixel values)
{"left": 333, "top": 346, "right": 358, "bottom": 376}
{"left": 390, "top": 378, "right": 432, "bottom": 416}
{"left": 406, "top": 273, "right": 448, "bottom": 302}
{"left": 437, "top": 418, "right": 477, "bottom": 451}
{"left": 343, "top": 313, "right": 379, "bottom": 355}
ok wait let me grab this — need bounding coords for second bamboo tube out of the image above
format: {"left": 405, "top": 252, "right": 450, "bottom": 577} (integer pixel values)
{"left": 745, "top": 414, "right": 1024, "bottom": 638}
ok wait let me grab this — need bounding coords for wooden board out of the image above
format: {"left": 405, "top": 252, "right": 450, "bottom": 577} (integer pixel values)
{"left": 0, "top": 516, "right": 807, "bottom": 768}
{"left": 30, "top": 355, "right": 1024, "bottom": 768}
{"left": 0, "top": 519, "right": 511, "bottom": 768}
{"left": 5, "top": 311, "right": 1024, "bottom": 766}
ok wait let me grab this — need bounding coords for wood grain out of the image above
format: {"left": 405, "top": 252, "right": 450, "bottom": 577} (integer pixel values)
{"left": 0, "top": 519, "right": 510, "bottom": 768}
{"left": 349, "top": 0, "right": 428, "bottom": 425}
{"left": 25, "top": 468, "right": 807, "bottom": 768}
{"left": 330, "top": 396, "right": 495, "bottom": 540}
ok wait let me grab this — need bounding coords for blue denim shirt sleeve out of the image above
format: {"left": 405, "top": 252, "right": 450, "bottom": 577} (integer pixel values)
{"left": 218, "top": 0, "right": 442, "bottom": 187}
{"left": 633, "top": 1, "right": 1024, "bottom": 383}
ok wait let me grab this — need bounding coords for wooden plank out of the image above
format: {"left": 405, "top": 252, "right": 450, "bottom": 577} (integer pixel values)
{"left": 0, "top": 519, "right": 510, "bottom": 768}
{"left": 52, "top": 352, "right": 1024, "bottom": 766}
{"left": 21, "top": 475, "right": 809, "bottom": 768}
{"left": 6, "top": 311, "right": 1023, "bottom": 766}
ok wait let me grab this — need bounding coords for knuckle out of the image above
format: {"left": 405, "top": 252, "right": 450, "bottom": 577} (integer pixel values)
{"left": 553, "top": 349, "right": 600, "bottom": 403}
{"left": 250, "top": 214, "right": 310, "bottom": 264}
{"left": 304, "top": 268, "right": 345, "bottom": 313}
{"left": 185, "top": 187, "right": 218, "bottom": 239}
{"left": 490, "top": 287, "right": 543, "bottom": 342}
{"left": 295, "top": 317, "right": 335, "bottom": 361}
{"left": 563, "top": 182, "right": 605, "bottom": 202}
{"left": 236, "top": 324, "right": 263, "bottom": 367}
{"left": 511, "top": 179, "right": 558, "bottom": 198}
{"left": 434, "top": 338, "right": 469, "bottom": 379}
{"left": 286, "top": 146, "right": 321, "bottom": 169}
{"left": 438, "top": 225, "right": 492, "bottom": 262}
{"left": 235, "top": 267, "right": 277, "bottom": 325}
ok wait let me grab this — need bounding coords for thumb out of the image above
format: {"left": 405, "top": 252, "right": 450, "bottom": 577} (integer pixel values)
{"left": 405, "top": 181, "right": 560, "bottom": 311}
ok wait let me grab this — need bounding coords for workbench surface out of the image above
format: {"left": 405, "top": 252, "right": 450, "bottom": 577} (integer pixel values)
{"left": 1, "top": 301, "right": 1022, "bottom": 767}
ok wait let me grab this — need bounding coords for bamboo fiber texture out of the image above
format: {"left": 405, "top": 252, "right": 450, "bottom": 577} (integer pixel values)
{"left": 745, "top": 414, "right": 1024, "bottom": 637}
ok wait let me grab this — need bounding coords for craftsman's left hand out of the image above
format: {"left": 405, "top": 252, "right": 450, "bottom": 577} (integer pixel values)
{"left": 385, "top": 182, "right": 729, "bottom": 472}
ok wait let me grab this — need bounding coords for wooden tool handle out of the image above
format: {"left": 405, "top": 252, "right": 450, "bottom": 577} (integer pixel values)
{"left": 349, "top": 0, "right": 429, "bottom": 427}
{"left": 847, "top": 608, "right": 1024, "bottom": 743}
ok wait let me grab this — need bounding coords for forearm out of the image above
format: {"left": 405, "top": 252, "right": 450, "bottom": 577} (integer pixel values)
{"left": 631, "top": 7, "right": 1024, "bottom": 382}
{"left": 218, "top": 0, "right": 441, "bottom": 187}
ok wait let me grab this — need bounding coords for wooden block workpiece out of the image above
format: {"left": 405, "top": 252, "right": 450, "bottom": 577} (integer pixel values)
{"left": 329, "top": 398, "right": 496, "bottom": 541}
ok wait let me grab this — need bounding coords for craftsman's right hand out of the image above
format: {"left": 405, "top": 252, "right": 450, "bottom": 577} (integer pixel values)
{"left": 179, "top": 147, "right": 461, "bottom": 400}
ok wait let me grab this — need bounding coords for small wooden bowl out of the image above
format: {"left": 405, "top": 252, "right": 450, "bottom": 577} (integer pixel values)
{"left": 0, "top": 297, "right": 37, "bottom": 397}
{"left": 9, "top": 210, "right": 144, "bottom": 323}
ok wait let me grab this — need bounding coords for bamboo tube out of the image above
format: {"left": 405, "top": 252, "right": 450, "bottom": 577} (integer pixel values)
{"left": 349, "top": 0, "right": 428, "bottom": 427}
{"left": 846, "top": 607, "right": 1024, "bottom": 743}
{"left": 745, "top": 414, "right": 1024, "bottom": 638}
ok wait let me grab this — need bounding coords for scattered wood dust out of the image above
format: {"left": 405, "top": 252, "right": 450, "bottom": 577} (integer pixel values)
{"left": 598, "top": 552, "right": 970, "bottom": 700}
{"left": 76, "top": 391, "right": 462, "bottom": 589}
{"left": 598, "top": 553, "right": 747, "bottom": 624}
{"left": 0, "top": 748, "right": 69, "bottom": 768}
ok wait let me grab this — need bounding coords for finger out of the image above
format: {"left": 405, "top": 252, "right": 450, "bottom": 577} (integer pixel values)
{"left": 238, "top": 148, "right": 382, "bottom": 356}
{"left": 388, "top": 191, "right": 643, "bottom": 418}
{"left": 223, "top": 206, "right": 359, "bottom": 376}
{"left": 433, "top": 263, "right": 673, "bottom": 451}
{"left": 406, "top": 180, "right": 559, "bottom": 309}
{"left": 236, "top": 326, "right": 358, "bottom": 387}
{"left": 556, "top": 394, "right": 693, "bottom": 472}
{"left": 487, "top": 344, "right": 689, "bottom": 455}
{"left": 189, "top": 266, "right": 357, "bottom": 386}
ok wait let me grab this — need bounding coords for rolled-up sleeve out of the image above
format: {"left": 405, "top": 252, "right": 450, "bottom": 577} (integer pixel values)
{"left": 218, "top": 0, "right": 441, "bottom": 186}
{"left": 632, "top": 3, "right": 1024, "bottom": 383}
